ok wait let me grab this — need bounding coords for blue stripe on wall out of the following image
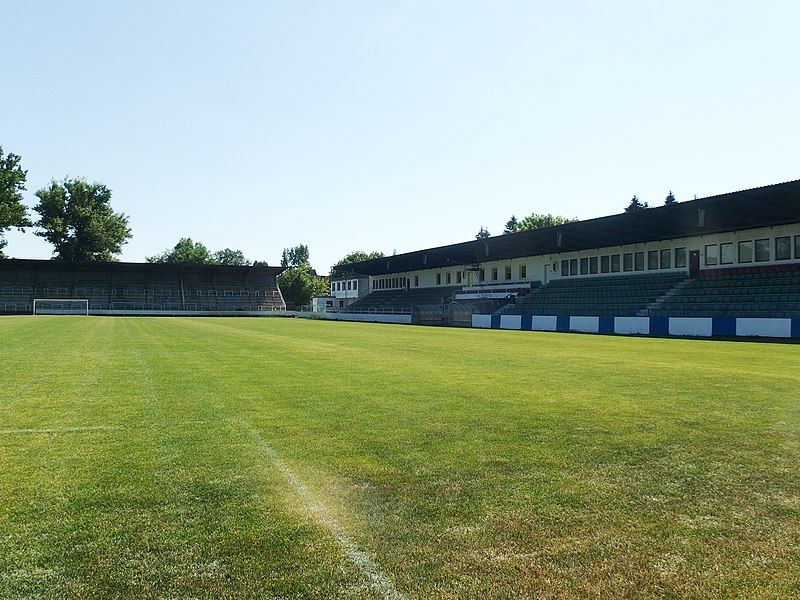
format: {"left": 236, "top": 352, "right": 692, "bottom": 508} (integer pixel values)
{"left": 792, "top": 318, "right": 800, "bottom": 338}
{"left": 556, "top": 316, "right": 570, "bottom": 332}
{"left": 490, "top": 314, "right": 501, "bottom": 329}
{"left": 598, "top": 316, "right": 615, "bottom": 334}
{"left": 712, "top": 316, "right": 737, "bottom": 337}
{"left": 521, "top": 315, "right": 533, "bottom": 331}
{"left": 649, "top": 317, "right": 669, "bottom": 335}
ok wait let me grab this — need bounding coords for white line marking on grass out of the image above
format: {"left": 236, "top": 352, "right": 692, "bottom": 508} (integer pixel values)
{"left": 236, "top": 420, "right": 405, "bottom": 600}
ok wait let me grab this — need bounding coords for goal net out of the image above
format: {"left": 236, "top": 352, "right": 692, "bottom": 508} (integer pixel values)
{"left": 33, "top": 299, "right": 90, "bottom": 316}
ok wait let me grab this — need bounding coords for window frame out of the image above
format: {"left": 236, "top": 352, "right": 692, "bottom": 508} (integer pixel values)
{"left": 738, "top": 240, "right": 753, "bottom": 263}
{"left": 589, "top": 256, "right": 598, "bottom": 274}
{"left": 660, "top": 249, "right": 672, "bottom": 269}
{"left": 569, "top": 258, "right": 578, "bottom": 276}
{"left": 705, "top": 244, "right": 719, "bottom": 266}
{"left": 775, "top": 236, "right": 791, "bottom": 261}
{"left": 719, "top": 242, "right": 734, "bottom": 265}
{"left": 610, "top": 254, "right": 621, "bottom": 273}
{"left": 600, "top": 255, "right": 610, "bottom": 273}
{"left": 504, "top": 265, "right": 512, "bottom": 280}
{"left": 647, "top": 250, "right": 659, "bottom": 270}
{"left": 674, "top": 247, "right": 687, "bottom": 269}
{"left": 580, "top": 257, "right": 589, "bottom": 275}
{"left": 519, "top": 264, "right": 527, "bottom": 279}
{"left": 634, "top": 251, "right": 645, "bottom": 271}
{"left": 755, "top": 238, "right": 770, "bottom": 262}
{"left": 622, "top": 253, "right": 633, "bottom": 272}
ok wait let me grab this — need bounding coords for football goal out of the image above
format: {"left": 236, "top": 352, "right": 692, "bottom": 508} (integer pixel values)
{"left": 33, "top": 299, "right": 90, "bottom": 316}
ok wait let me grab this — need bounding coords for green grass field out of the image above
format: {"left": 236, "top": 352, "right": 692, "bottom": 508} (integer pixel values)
{"left": 1, "top": 316, "right": 799, "bottom": 598}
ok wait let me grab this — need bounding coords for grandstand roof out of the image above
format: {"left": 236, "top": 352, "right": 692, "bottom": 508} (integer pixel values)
{"left": 0, "top": 258, "right": 285, "bottom": 277}
{"left": 349, "top": 180, "right": 800, "bottom": 276}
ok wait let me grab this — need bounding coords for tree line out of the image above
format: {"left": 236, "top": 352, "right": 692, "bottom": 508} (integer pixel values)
{"left": 475, "top": 191, "right": 680, "bottom": 238}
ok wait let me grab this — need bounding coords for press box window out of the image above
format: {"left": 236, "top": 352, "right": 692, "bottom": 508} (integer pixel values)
{"left": 623, "top": 253, "right": 633, "bottom": 272}
{"left": 353, "top": 281, "right": 358, "bottom": 290}
{"left": 456, "top": 271, "right": 462, "bottom": 284}
{"left": 414, "top": 275, "right": 419, "bottom": 287}
{"left": 635, "top": 252, "right": 645, "bottom": 271}
{"left": 600, "top": 255, "right": 610, "bottom": 273}
{"left": 775, "top": 236, "right": 791, "bottom": 260}
{"left": 755, "top": 238, "right": 770, "bottom": 262}
{"left": 705, "top": 244, "right": 718, "bottom": 266}
{"left": 610, "top": 255, "right": 621, "bottom": 272}
{"left": 720, "top": 243, "right": 734, "bottom": 265}
{"left": 446, "top": 272, "right": 451, "bottom": 284}
{"left": 796, "top": 235, "right": 800, "bottom": 259}
{"left": 675, "top": 247, "right": 687, "bottom": 268}
{"left": 561, "top": 260, "right": 569, "bottom": 276}
{"left": 436, "top": 273, "right": 441, "bottom": 285}
{"left": 648, "top": 250, "right": 659, "bottom": 270}
{"left": 589, "top": 256, "right": 598, "bottom": 274}
{"left": 519, "top": 265, "right": 527, "bottom": 279}
{"left": 569, "top": 259, "right": 578, "bottom": 276}
{"left": 505, "top": 266, "right": 512, "bottom": 280}
{"left": 738, "top": 240, "right": 753, "bottom": 263}
{"left": 660, "top": 249, "right": 672, "bottom": 269}
{"left": 580, "top": 258, "right": 589, "bottom": 275}
{"left": 491, "top": 267, "right": 498, "bottom": 281}
{"left": 347, "top": 281, "right": 352, "bottom": 290}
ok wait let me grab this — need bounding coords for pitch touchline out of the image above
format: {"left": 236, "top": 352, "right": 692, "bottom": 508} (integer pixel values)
{"left": 234, "top": 419, "right": 405, "bottom": 600}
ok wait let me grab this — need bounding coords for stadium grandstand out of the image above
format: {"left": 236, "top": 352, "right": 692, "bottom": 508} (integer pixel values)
{"left": 0, "top": 259, "right": 285, "bottom": 315}
{"left": 326, "top": 180, "right": 800, "bottom": 334}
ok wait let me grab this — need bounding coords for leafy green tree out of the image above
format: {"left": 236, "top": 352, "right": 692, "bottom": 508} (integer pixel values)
{"left": 0, "top": 147, "right": 32, "bottom": 258}
{"left": 147, "top": 240, "right": 251, "bottom": 265}
{"left": 624, "top": 195, "right": 649, "bottom": 212}
{"left": 330, "top": 250, "right": 385, "bottom": 278}
{"left": 278, "top": 263, "right": 329, "bottom": 308}
{"left": 503, "top": 215, "right": 518, "bottom": 234}
{"left": 146, "top": 238, "right": 216, "bottom": 264}
{"left": 665, "top": 191, "right": 676, "bottom": 205}
{"left": 213, "top": 248, "right": 249, "bottom": 266}
{"left": 34, "top": 179, "right": 132, "bottom": 261}
{"left": 281, "top": 244, "right": 309, "bottom": 268}
{"left": 511, "top": 213, "right": 577, "bottom": 232}
{"left": 475, "top": 227, "right": 491, "bottom": 239}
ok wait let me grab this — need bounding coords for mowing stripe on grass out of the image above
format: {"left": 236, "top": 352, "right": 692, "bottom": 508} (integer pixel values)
{"left": 236, "top": 419, "right": 405, "bottom": 600}
{"left": 1, "top": 424, "right": 125, "bottom": 435}
{"left": 1, "top": 420, "right": 211, "bottom": 436}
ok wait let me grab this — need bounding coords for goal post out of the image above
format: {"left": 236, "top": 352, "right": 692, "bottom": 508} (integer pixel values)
{"left": 33, "top": 299, "right": 90, "bottom": 316}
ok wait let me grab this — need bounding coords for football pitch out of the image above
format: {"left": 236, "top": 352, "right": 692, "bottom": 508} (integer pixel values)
{"left": 1, "top": 316, "right": 799, "bottom": 598}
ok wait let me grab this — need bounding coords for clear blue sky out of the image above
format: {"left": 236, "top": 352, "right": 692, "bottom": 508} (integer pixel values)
{"left": 3, "top": 1, "right": 799, "bottom": 272}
